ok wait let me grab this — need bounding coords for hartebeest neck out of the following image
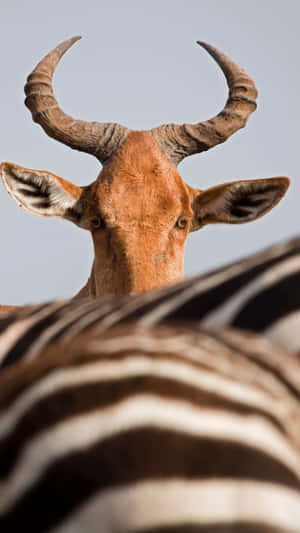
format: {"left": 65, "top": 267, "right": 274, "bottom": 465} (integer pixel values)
{"left": 0, "top": 305, "right": 19, "bottom": 317}
{"left": 74, "top": 253, "right": 185, "bottom": 299}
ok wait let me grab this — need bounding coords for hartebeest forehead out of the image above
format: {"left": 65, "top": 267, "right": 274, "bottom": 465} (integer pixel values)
{"left": 91, "top": 131, "right": 192, "bottom": 226}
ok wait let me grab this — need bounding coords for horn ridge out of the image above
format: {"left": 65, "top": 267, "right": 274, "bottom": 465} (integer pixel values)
{"left": 24, "top": 36, "right": 130, "bottom": 164}
{"left": 151, "top": 41, "right": 258, "bottom": 166}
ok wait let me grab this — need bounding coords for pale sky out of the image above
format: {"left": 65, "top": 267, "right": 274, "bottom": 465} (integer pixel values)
{"left": 0, "top": 0, "right": 299, "bottom": 304}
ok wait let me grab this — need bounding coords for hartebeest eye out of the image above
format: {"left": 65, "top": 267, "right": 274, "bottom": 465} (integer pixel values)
{"left": 90, "top": 216, "right": 103, "bottom": 230}
{"left": 175, "top": 216, "right": 188, "bottom": 230}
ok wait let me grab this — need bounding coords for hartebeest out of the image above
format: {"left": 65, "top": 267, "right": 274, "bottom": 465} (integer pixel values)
{"left": 0, "top": 37, "right": 289, "bottom": 300}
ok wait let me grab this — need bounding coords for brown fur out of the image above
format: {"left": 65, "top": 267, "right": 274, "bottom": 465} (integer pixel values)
{"left": 0, "top": 306, "right": 19, "bottom": 317}
{"left": 76, "top": 132, "right": 193, "bottom": 297}
{"left": 0, "top": 130, "right": 289, "bottom": 306}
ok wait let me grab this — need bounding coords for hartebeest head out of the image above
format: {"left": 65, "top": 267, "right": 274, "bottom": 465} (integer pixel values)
{"left": 1, "top": 37, "right": 289, "bottom": 297}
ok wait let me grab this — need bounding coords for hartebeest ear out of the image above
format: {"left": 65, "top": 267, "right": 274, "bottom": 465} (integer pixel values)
{"left": 191, "top": 178, "right": 290, "bottom": 232}
{"left": 1, "top": 162, "right": 84, "bottom": 223}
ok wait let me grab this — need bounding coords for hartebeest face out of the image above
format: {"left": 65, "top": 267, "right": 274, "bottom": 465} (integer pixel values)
{"left": 0, "top": 37, "right": 289, "bottom": 298}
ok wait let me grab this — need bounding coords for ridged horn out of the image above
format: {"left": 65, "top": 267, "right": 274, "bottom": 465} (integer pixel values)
{"left": 24, "top": 36, "right": 130, "bottom": 164}
{"left": 151, "top": 41, "right": 258, "bottom": 166}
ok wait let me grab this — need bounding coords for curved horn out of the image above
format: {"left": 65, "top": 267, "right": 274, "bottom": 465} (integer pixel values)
{"left": 24, "top": 36, "right": 130, "bottom": 164}
{"left": 151, "top": 42, "right": 258, "bottom": 166}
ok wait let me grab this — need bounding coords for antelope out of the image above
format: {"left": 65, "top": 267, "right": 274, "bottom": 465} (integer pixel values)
{"left": 0, "top": 320, "right": 300, "bottom": 532}
{"left": 0, "top": 37, "right": 289, "bottom": 304}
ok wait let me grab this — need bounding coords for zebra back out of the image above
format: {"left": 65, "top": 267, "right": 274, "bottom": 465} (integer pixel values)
{"left": 0, "top": 322, "right": 300, "bottom": 532}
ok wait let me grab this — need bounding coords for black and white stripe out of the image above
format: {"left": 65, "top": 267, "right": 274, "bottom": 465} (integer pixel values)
{"left": 1, "top": 235, "right": 300, "bottom": 369}
{"left": 0, "top": 323, "right": 300, "bottom": 532}
{"left": 1, "top": 237, "right": 300, "bottom": 531}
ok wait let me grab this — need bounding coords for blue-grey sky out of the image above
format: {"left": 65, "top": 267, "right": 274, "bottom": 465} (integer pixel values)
{"left": 0, "top": 0, "right": 299, "bottom": 304}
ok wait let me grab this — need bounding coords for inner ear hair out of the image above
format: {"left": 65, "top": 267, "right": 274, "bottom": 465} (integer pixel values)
{"left": 225, "top": 178, "right": 290, "bottom": 222}
{"left": 191, "top": 177, "right": 290, "bottom": 231}
{"left": 1, "top": 162, "right": 83, "bottom": 219}
{"left": 7, "top": 168, "right": 51, "bottom": 208}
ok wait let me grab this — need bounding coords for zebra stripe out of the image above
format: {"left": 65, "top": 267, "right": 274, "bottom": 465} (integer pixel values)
{"left": 1, "top": 236, "right": 300, "bottom": 369}
{"left": 51, "top": 480, "right": 300, "bottom": 533}
{"left": 0, "top": 324, "right": 300, "bottom": 531}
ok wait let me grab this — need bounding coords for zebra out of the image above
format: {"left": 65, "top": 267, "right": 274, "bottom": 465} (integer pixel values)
{"left": 0, "top": 234, "right": 300, "bottom": 370}
{"left": 0, "top": 321, "right": 300, "bottom": 532}
{"left": 1, "top": 238, "right": 300, "bottom": 531}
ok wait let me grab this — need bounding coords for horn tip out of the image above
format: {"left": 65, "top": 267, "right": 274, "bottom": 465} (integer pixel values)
{"left": 60, "top": 35, "right": 82, "bottom": 53}
{"left": 196, "top": 41, "right": 213, "bottom": 53}
{"left": 68, "top": 35, "right": 82, "bottom": 46}
{"left": 53, "top": 35, "right": 82, "bottom": 59}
